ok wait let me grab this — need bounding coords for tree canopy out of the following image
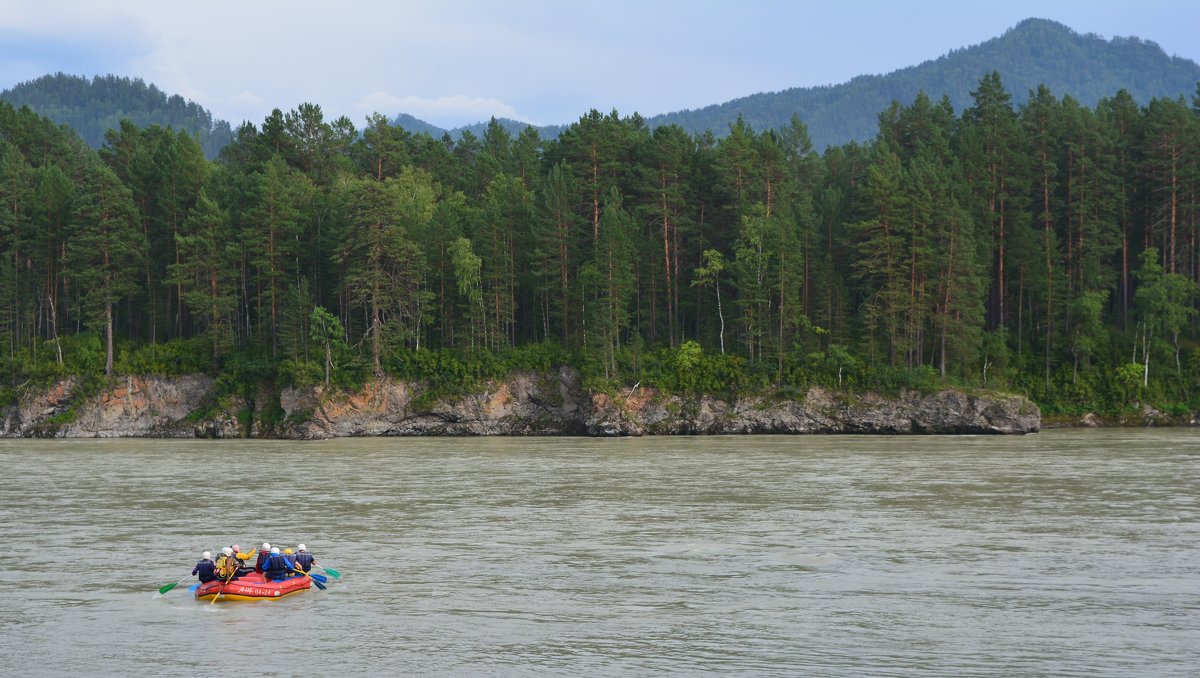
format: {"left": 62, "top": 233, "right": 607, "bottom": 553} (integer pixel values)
{"left": 2, "top": 71, "right": 1199, "bottom": 420}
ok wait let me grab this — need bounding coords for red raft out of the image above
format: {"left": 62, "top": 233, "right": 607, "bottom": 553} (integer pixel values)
{"left": 195, "top": 571, "right": 311, "bottom": 602}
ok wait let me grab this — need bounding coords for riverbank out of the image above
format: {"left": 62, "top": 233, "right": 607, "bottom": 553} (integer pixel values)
{"left": 1, "top": 369, "right": 1040, "bottom": 438}
{"left": 1042, "top": 406, "right": 1200, "bottom": 428}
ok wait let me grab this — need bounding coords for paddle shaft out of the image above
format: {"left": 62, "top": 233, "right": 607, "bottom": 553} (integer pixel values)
{"left": 211, "top": 567, "right": 238, "bottom": 605}
{"left": 294, "top": 567, "right": 326, "bottom": 590}
{"left": 158, "top": 575, "right": 192, "bottom": 595}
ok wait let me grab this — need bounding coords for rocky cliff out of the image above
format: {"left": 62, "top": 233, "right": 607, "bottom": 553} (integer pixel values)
{"left": 1, "top": 368, "right": 1040, "bottom": 438}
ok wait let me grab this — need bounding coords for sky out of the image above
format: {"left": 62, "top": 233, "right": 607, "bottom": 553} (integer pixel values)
{"left": 2, "top": 1, "right": 1198, "bottom": 129}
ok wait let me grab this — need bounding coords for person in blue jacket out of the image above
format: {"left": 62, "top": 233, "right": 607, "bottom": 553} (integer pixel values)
{"left": 192, "top": 551, "right": 218, "bottom": 583}
{"left": 294, "top": 544, "right": 315, "bottom": 573}
{"left": 262, "top": 546, "right": 295, "bottom": 581}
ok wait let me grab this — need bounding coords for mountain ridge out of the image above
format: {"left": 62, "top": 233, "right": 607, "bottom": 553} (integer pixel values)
{"left": 3, "top": 18, "right": 1197, "bottom": 152}
{"left": 642, "top": 18, "right": 1200, "bottom": 147}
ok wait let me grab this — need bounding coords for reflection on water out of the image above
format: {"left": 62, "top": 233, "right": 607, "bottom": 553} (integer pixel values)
{"left": 0, "top": 430, "right": 1197, "bottom": 676}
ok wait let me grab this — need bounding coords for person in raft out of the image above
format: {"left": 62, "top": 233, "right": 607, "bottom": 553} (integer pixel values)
{"left": 293, "top": 544, "right": 315, "bottom": 573}
{"left": 214, "top": 547, "right": 241, "bottom": 581}
{"left": 262, "top": 546, "right": 296, "bottom": 581}
{"left": 255, "top": 542, "right": 271, "bottom": 573}
{"left": 232, "top": 544, "right": 255, "bottom": 577}
{"left": 193, "top": 551, "right": 218, "bottom": 583}
{"left": 283, "top": 548, "right": 300, "bottom": 575}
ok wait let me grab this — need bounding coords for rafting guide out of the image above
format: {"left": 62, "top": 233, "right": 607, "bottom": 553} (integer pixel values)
{"left": 294, "top": 544, "right": 315, "bottom": 573}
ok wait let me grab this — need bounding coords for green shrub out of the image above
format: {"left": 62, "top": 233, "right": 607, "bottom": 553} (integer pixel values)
{"left": 277, "top": 359, "right": 323, "bottom": 389}
{"left": 641, "top": 341, "right": 749, "bottom": 396}
{"left": 115, "top": 337, "right": 211, "bottom": 375}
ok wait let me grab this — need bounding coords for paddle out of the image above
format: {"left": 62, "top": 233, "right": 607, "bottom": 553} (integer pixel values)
{"left": 314, "top": 564, "right": 341, "bottom": 579}
{"left": 293, "top": 567, "right": 327, "bottom": 590}
{"left": 158, "top": 575, "right": 192, "bottom": 595}
{"left": 189, "top": 583, "right": 200, "bottom": 593}
{"left": 306, "top": 571, "right": 328, "bottom": 584}
{"left": 211, "top": 565, "right": 239, "bottom": 605}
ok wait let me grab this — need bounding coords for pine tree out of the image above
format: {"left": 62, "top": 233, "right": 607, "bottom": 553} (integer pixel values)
{"left": 1022, "top": 85, "right": 1065, "bottom": 388}
{"left": 636, "top": 124, "right": 694, "bottom": 348}
{"left": 849, "top": 143, "right": 907, "bottom": 364}
{"left": 356, "top": 113, "right": 411, "bottom": 181}
{"left": 167, "top": 190, "right": 238, "bottom": 370}
{"left": 337, "top": 169, "right": 434, "bottom": 375}
{"left": 538, "top": 162, "right": 581, "bottom": 348}
{"left": 1141, "top": 97, "right": 1198, "bottom": 276}
{"left": 961, "top": 72, "right": 1029, "bottom": 332}
{"left": 247, "top": 154, "right": 313, "bottom": 355}
{"left": 479, "top": 173, "right": 532, "bottom": 348}
{"left": 1096, "top": 90, "right": 1143, "bottom": 327}
{"left": 66, "top": 162, "right": 147, "bottom": 374}
{"left": 593, "top": 188, "right": 636, "bottom": 377}
{"left": 0, "top": 142, "right": 34, "bottom": 356}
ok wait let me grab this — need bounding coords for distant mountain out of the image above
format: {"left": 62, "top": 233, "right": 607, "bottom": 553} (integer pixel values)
{"left": 390, "top": 114, "right": 564, "bottom": 142}
{"left": 0, "top": 73, "right": 234, "bottom": 158}
{"left": 453, "top": 117, "right": 566, "bottom": 141}
{"left": 391, "top": 112, "right": 449, "bottom": 138}
{"left": 647, "top": 18, "right": 1200, "bottom": 148}
{"left": 7, "top": 18, "right": 1198, "bottom": 156}
{"left": 390, "top": 18, "right": 1200, "bottom": 149}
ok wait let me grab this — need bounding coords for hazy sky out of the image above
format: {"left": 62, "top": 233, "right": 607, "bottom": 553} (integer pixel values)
{"left": 2, "top": 1, "right": 1198, "bottom": 129}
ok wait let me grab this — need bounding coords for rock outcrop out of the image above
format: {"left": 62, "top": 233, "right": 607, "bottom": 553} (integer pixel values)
{"left": 1, "top": 369, "right": 1041, "bottom": 438}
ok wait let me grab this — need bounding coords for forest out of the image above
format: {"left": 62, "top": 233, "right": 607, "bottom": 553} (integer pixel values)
{"left": 1, "top": 72, "right": 1198, "bottom": 421}
{"left": 0, "top": 73, "right": 234, "bottom": 158}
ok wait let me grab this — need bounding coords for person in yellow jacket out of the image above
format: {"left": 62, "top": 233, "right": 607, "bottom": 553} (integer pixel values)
{"left": 231, "top": 544, "right": 256, "bottom": 577}
{"left": 214, "top": 547, "right": 240, "bottom": 580}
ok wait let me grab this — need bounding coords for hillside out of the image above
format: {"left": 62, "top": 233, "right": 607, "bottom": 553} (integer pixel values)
{"left": 0, "top": 73, "right": 234, "bottom": 158}
{"left": 647, "top": 18, "right": 1200, "bottom": 148}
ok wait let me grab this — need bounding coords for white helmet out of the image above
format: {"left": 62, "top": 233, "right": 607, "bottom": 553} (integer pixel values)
{"left": 271, "top": 547, "right": 280, "bottom": 554}
{"left": 262, "top": 542, "right": 270, "bottom": 550}
{"left": 222, "top": 547, "right": 233, "bottom": 556}
{"left": 297, "top": 544, "right": 306, "bottom": 552}
{"left": 202, "top": 551, "right": 211, "bottom": 560}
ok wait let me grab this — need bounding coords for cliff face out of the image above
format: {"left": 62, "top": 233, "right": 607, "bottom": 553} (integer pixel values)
{"left": 0, "top": 375, "right": 242, "bottom": 438}
{"left": 1, "top": 368, "right": 1041, "bottom": 438}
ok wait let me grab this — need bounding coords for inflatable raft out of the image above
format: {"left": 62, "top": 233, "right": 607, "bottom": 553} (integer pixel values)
{"left": 195, "top": 571, "right": 311, "bottom": 601}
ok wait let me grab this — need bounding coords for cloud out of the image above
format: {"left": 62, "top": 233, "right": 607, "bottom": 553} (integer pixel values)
{"left": 353, "top": 91, "right": 523, "bottom": 127}
{"left": 229, "top": 90, "right": 265, "bottom": 106}
{"left": 215, "top": 91, "right": 268, "bottom": 123}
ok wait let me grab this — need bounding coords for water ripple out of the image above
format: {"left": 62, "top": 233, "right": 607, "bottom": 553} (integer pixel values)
{"left": 0, "top": 430, "right": 1197, "bottom": 676}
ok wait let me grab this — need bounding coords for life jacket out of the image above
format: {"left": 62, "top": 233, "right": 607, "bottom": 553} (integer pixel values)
{"left": 194, "top": 559, "right": 218, "bottom": 583}
{"left": 294, "top": 552, "right": 315, "bottom": 572}
{"left": 255, "top": 550, "right": 270, "bottom": 573}
{"left": 215, "top": 553, "right": 239, "bottom": 579}
{"left": 263, "top": 553, "right": 292, "bottom": 580}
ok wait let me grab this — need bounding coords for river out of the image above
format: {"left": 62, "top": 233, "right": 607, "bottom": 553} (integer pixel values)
{"left": 0, "top": 429, "right": 1196, "bottom": 676}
